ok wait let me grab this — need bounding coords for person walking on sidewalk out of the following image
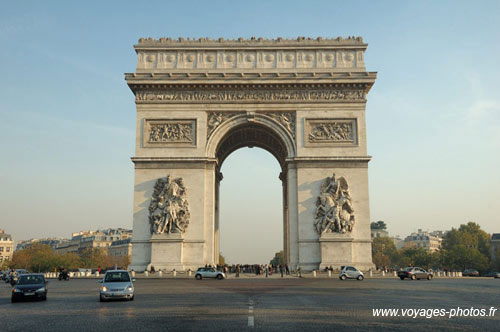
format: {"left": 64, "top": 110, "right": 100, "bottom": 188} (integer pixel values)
{"left": 279, "top": 264, "right": 284, "bottom": 278}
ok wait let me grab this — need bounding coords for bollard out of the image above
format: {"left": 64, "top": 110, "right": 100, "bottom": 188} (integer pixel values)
{"left": 328, "top": 270, "right": 332, "bottom": 278}
{"left": 437, "top": 271, "right": 440, "bottom": 277}
{"left": 458, "top": 272, "right": 462, "bottom": 277}
{"left": 312, "top": 270, "right": 317, "bottom": 278}
{"left": 131, "top": 271, "right": 136, "bottom": 278}
{"left": 188, "top": 270, "right": 192, "bottom": 277}
{"left": 144, "top": 271, "right": 149, "bottom": 277}
{"left": 393, "top": 271, "right": 397, "bottom": 277}
{"left": 173, "top": 270, "right": 177, "bottom": 278}
{"left": 369, "top": 270, "right": 373, "bottom": 277}
{"left": 158, "top": 270, "right": 163, "bottom": 277}
{"left": 86, "top": 271, "right": 91, "bottom": 277}
{"left": 69, "top": 272, "right": 74, "bottom": 278}
{"left": 382, "top": 271, "right": 385, "bottom": 277}
{"left": 95, "top": 272, "right": 100, "bottom": 278}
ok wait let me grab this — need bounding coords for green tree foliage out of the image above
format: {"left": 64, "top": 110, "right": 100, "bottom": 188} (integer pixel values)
{"left": 370, "top": 221, "right": 387, "bottom": 230}
{"left": 372, "top": 237, "right": 398, "bottom": 268}
{"left": 10, "top": 243, "right": 80, "bottom": 272}
{"left": 441, "top": 222, "right": 491, "bottom": 273}
{"left": 395, "top": 248, "right": 442, "bottom": 270}
{"left": 270, "top": 250, "right": 285, "bottom": 266}
{"left": 10, "top": 244, "right": 131, "bottom": 272}
{"left": 219, "top": 254, "right": 226, "bottom": 265}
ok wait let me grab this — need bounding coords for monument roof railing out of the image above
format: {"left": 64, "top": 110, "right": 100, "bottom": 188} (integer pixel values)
{"left": 135, "top": 36, "right": 367, "bottom": 49}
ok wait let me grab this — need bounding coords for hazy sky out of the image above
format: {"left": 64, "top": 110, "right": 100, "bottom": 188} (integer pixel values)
{"left": 1, "top": 1, "right": 499, "bottom": 263}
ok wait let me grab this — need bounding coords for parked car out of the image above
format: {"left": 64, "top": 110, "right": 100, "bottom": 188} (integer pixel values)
{"left": 11, "top": 274, "right": 48, "bottom": 302}
{"left": 397, "top": 267, "right": 433, "bottom": 280}
{"left": 483, "top": 271, "right": 500, "bottom": 278}
{"left": 99, "top": 270, "right": 135, "bottom": 302}
{"left": 194, "top": 267, "right": 226, "bottom": 280}
{"left": 463, "top": 269, "right": 480, "bottom": 277}
{"left": 339, "top": 266, "right": 364, "bottom": 280}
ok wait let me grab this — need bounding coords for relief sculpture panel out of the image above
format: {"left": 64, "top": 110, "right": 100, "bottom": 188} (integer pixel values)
{"left": 306, "top": 119, "right": 357, "bottom": 146}
{"left": 144, "top": 119, "right": 196, "bottom": 147}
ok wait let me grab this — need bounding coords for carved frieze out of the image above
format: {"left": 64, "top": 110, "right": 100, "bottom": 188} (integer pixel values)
{"left": 207, "top": 112, "right": 240, "bottom": 138}
{"left": 264, "top": 112, "right": 296, "bottom": 139}
{"left": 136, "top": 88, "right": 366, "bottom": 104}
{"left": 144, "top": 119, "right": 196, "bottom": 147}
{"left": 306, "top": 119, "right": 357, "bottom": 146}
{"left": 314, "top": 174, "right": 355, "bottom": 235}
{"left": 149, "top": 176, "right": 190, "bottom": 234}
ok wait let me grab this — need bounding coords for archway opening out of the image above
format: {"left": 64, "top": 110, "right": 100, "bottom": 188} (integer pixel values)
{"left": 219, "top": 147, "right": 283, "bottom": 264}
{"left": 214, "top": 122, "right": 290, "bottom": 266}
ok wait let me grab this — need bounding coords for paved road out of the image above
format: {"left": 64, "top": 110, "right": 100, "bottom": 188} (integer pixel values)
{"left": 0, "top": 277, "right": 498, "bottom": 331}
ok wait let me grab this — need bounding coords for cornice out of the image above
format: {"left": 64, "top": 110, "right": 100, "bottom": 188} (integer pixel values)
{"left": 125, "top": 71, "right": 377, "bottom": 84}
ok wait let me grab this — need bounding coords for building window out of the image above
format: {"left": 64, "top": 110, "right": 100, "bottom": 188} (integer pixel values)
{"left": 0, "top": 247, "right": 3, "bottom": 252}
{"left": 6, "top": 247, "right": 10, "bottom": 252}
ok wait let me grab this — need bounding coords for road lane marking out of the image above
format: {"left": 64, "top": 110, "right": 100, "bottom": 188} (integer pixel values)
{"left": 248, "top": 299, "right": 254, "bottom": 328}
{"left": 248, "top": 316, "right": 254, "bottom": 327}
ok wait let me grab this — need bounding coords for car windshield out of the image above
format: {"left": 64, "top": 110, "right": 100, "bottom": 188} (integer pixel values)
{"left": 104, "top": 272, "right": 130, "bottom": 282}
{"left": 17, "top": 275, "right": 44, "bottom": 285}
{"left": 403, "top": 267, "right": 413, "bottom": 271}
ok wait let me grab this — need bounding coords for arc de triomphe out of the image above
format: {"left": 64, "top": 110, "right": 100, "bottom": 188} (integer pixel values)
{"left": 126, "top": 37, "right": 377, "bottom": 271}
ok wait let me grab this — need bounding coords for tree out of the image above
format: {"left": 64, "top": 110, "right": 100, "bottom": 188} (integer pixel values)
{"left": 441, "top": 222, "right": 491, "bottom": 273}
{"left": 219, "top": 254, "right": 226, "bottom": 265}
{"left": 370, "top": 221, "right": 387, "bottom": 230}
{"left": 372, "top": 237, "right": 397, "bottom": 268}
{"left": 270, "top": 251, "right": 285, "bottom": 266}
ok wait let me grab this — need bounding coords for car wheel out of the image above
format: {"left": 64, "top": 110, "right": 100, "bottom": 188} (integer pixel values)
{"left": 427, "top": 275, "right": 432, "bottom": 280}
{"left": 216, "top": 274, "right": 223, "bottom": 280}
{"left": 100, "top": 295, "right": 105, "bottom": 302}
{"left": 340, "top": 275, "right": 346, "bottom": 280}
{"left": 195, "top": 274, "right": 202, "bottom": 280}
{"left": 130, "top": 296, "right": 134, "bottom": 301}
{"left": 411, "top": 275, "right": 416, "bottom": 280}
{"left": 357, "top": 275, "right": 364, "bottom": 281}
{"left": 399, "top": 277, "right": 405, "bottom": 280}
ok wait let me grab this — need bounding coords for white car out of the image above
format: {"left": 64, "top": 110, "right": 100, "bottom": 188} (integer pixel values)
{"left": 194, "top": 267, "right": 226, "bottom": 280}
{"left": 99, "top": 270, "right": 135, "bottom": 301}
{"left": 339, "top": 266, "right": 364, "bottom": 280}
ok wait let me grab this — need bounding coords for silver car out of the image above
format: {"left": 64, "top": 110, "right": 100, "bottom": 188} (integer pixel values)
{"left": 194, "top": 267, "right": 226, "bottom": 280}
{"left": 339, "top": 266, "right": 364, "bottom": 280}
{"left": 99, "top": 270, "right": 135, "bottom": 302}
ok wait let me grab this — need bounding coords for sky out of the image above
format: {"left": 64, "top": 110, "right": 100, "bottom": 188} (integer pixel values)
{"left": 1, "top": 1, "right": 499, "bottom": 263}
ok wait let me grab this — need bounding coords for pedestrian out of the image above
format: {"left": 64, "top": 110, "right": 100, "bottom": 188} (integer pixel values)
{"left": 236, "top": 265, "right": 240, "bottom": 278}
{"left": 285, "top": 264, "right": 290, "bottom": 275}
{"left": 265, "top": 265, "right": 269, "bottom": 278}
{"left": 279, "top": 264, "right": 284, "bottom": 278}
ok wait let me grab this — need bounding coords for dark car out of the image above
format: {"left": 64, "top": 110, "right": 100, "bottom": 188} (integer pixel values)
{"left": 397, "top": 267, "right": 433, "bottom": 280}
{"left": 483, "top": 271, "right": 500, "bottom": 278}
{"left": 11, "top": 274, "right": 48, "bottom": 302}
{"left": 463, "top": 269, "right": 479, "bottom": 277}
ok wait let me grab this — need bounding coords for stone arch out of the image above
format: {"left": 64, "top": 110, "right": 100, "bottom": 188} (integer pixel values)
{"left": 207, "top": 114, "right": 295, "bottom": 265}
{"left": 206, "top": 113, "right": 296, "bottom": 166}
